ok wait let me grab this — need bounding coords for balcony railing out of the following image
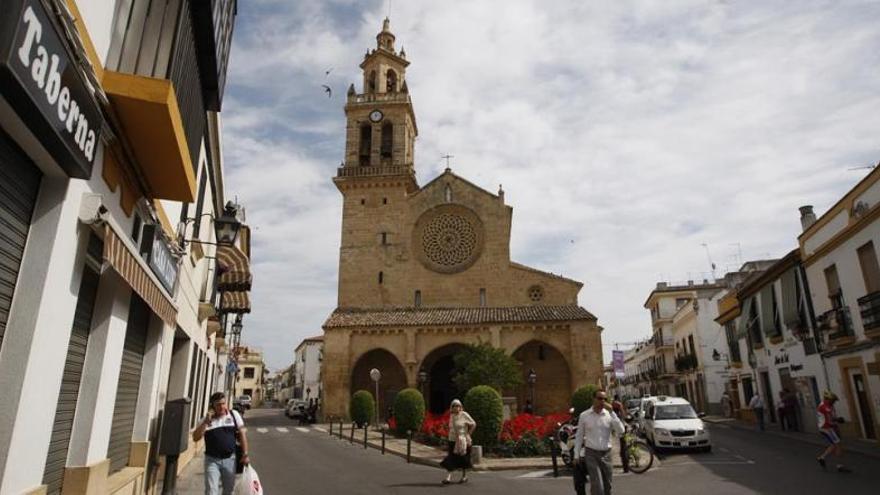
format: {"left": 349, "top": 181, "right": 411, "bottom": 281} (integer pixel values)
{"left": 675, "top": 353, "right": 699, "bottom": 372}
{"left": 653, "top": 334, "right": 674, "bottom": 349}
{"left": 347, "top": 92, "right": 412, "bottom": 105}
{"left": 817, "top": 306, "right": 855, "bottom": 341}
{"left": 337, "top": 165, "right": 415, "bottom": 178}
{"left": 858, "top": 291, "right": 880, "bottom": 332}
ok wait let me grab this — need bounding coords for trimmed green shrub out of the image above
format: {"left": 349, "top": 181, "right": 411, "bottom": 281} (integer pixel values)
{"left": 350, "top": 390, "right": 375, "bottom": 427}
{"left": 571, "top": 384, "right": 600, "bottom": 417}
{"left": 393, "top": 388, "right": 426, "bottom": 434}
{"left": 464, "top": 385, "right": 503, "bottom": 446}
{"left": 453, "top": 343, "right": 523, "bottom": 393}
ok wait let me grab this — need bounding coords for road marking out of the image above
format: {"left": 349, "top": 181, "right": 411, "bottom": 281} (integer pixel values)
{"left": 734, "top": 454, "right": 755, "bottom": 464}
{"left": 276, "top": 427, "right": 289, "bottom": 433}
{"left": 296, "top": 427, "right": 310, "bottom": 433}
{"left": 517, "top": 470, "right": 554, "bottom": 478}
{"left": 256, "top": 428, "right": 269, "bottom": 434}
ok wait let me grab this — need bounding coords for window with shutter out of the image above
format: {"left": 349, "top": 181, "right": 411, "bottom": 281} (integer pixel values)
{"left": 857, "top": 241, "right": 880, "bottom": 294}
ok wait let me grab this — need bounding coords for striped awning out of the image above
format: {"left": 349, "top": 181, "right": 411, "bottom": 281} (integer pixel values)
{"left": 103, "top": 225, "right": 177, "bottom": 324}
{"left": 220, "top": 291, "right": 251, "bottom": 314}
{"left": 217, "top": 244, "right": 252, "bottom": 290}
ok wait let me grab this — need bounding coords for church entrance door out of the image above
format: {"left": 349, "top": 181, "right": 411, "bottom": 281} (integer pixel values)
{"left": 422, "top": 344, "right": 467, "bottom": 414}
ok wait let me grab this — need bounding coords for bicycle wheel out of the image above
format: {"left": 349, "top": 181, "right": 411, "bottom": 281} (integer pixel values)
{"left": 626, "top": 441, "right": 654, "bottom": 474}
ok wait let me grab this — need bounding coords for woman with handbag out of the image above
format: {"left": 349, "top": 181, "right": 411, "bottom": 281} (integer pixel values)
{"left": 440, "top": 399, "right": 476, "bottom": 484}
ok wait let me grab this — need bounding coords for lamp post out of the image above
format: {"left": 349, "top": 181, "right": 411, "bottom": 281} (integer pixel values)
{"left": 230, "top": 316, "right": 243, "bottom": 399}
{"left": 418, "top": 368, "right": 428, "bottom": 397}
{"left": 527, "top": 368, "right": 537, "bottom": 412}
{"left": 214, "top": 202, "right": 243, "bottom": 246}
{"left": 370, "top": 368, "right": 381, "bottom": 427}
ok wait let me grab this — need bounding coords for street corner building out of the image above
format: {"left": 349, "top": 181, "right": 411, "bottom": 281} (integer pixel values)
{"left": 0, "top": 1, "right": 253, "bottom": 494}
{"left": 320, "top": 19, "right": 604, "bottom": 420}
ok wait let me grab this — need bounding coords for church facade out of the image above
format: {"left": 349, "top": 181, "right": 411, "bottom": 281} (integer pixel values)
{"left": 322, "top": 19, "right": 603, "bottom": 419}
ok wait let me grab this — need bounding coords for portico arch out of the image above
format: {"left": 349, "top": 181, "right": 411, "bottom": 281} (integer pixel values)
{"left": 419, "top": 343, "right": 468, "bottom": 414}
{"left": 512, "top": 340, "right": 572, "bottom": 415}
{"left": 350, "top": 348, "right": 407, "bottom": 422}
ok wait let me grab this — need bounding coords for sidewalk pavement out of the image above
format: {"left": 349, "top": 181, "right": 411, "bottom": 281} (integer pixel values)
{"left": 703, "top": 415, "right": 880, "bottom": 459}
{"left": 317, "top": 423, "right": 624, "bottom": 471}
{"left": 174, "top": 450, "right": 205, "bottom": 495}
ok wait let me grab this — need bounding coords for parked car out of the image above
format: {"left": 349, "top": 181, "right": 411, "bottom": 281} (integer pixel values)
{"left": 641, "top": 396, "right": 710, "bottom": 452}
{"left": 236, "top": 394, "right": 252, "bottom": 410}
{"left": 285, "top": 399, "right": 308, "bottom": 418}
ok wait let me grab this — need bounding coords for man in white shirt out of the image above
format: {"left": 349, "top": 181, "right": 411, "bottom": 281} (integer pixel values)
{"left": 573, "top": 390, "right": 625, "bottom": 495}
{"left": 748, "top": 393, "right": 765, "bottom": 431}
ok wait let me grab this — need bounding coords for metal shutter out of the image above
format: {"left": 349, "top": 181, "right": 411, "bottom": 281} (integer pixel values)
{"left": 107, "top": 295, "right": 150, "bottom": 473}
{"left": 42, "top": 260, "right": 101, "bottom": 493}
{"left": 0, "top": 131, "right": 42, "bottom": 350}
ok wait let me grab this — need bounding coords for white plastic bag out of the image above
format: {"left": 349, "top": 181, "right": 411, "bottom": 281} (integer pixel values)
{"left": 234, "top": 465, "right": 264, "bottom": 495}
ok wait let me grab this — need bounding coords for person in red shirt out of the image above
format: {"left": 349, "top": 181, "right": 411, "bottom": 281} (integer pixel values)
{"left": 816, "top": 391, "right": 851, "bottom": 473}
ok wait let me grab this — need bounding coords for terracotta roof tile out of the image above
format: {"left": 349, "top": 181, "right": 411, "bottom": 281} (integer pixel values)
{"left": 323, "top": 305, "right": 596, "bottom": 328}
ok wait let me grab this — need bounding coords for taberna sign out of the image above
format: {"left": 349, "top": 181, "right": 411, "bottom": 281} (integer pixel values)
{"left": 140, "top": 225, "right": 179, "bottom": 294}
{"left": 0, "top": 0, "right": 103, "bottom": 179}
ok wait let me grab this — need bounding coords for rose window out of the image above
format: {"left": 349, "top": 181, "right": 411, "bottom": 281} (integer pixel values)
{"left": 528, "top": 285, "right": 544, "bottom": 302}
{"left": 414, "top": 205, "right": 484, "bottom": 273}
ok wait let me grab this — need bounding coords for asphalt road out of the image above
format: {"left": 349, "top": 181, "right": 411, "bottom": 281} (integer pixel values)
{"left": 240, "top": 408, "right": 880, "bottom": 494}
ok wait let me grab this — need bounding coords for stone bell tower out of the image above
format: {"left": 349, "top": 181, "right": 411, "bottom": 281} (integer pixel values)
{"left": 333, "top": 18, "right": 419, "bottom": 308}
{"left": 340, "top": 18, "right": 418, "bottom": 174}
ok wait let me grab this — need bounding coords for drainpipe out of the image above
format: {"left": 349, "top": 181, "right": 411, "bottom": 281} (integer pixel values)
{"left": 798, "top": 263, "right": 831, "bottom": 393}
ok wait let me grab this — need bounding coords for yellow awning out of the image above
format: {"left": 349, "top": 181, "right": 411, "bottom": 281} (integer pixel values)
{"left": 102, "top": 71, "right": 197, "bottom": 202}
{"left": 217, "top": 244, "right": 252, "bottom": 290}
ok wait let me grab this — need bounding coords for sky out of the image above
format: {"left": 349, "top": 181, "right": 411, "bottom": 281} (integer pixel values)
{"left": 219, "top": 0, "right": 880, "bottom": 372}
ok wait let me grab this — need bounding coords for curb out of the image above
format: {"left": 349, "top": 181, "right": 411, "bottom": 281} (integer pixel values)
{"left": 703, "top": 417, "right": 880, "bottom": 460}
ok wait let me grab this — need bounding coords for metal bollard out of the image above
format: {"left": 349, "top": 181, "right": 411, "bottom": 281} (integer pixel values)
{"left": 329, "top": 420, "right": 333, "bottom": 436}
{"left": 381, "top": 427, "right": 386, "bottom": 455}
{"left": 339, "top": 420, "right": 344, "bottom": 439}
{"left": 551, "top": 444, "right": 559, "bottom": 478}
{"left": 364, "top": 425, "right": 369, "bottom": 449}
{"left": 350, "top": 423, "right": 355, "bottom": 444}
{"left": 406, "top": 430, "right": 412, "bottom": 463}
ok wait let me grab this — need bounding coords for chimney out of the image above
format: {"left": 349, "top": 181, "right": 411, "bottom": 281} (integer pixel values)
{"left": 799, "top": 205, "right": 817, "bottom": 231}
{"left": 657, "top": 282, "right": 668, "bottom": 289}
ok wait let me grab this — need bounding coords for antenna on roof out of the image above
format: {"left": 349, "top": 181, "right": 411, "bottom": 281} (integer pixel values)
{"left": 847, "top": 159, "right": 879, "bottom": 171}
{"left": 701, "top": 243, "right": 717, "bottom": 280}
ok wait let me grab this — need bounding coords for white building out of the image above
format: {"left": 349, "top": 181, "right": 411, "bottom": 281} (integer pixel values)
{"left": 798, "top": 171, "right": 880, "bottom": 443}
{"left": 294, "top": 336, "right": 324, "bottom": 404}
{"left": 0, "top": 2, "right": 248, "bottom": 494}
{"left": 714, "top": 253, "right": 828, "bottom": 433}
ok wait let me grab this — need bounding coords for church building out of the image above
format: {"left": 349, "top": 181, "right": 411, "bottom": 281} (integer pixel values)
{"left": 322, "top": 19, "right": 603, "bottom": 419}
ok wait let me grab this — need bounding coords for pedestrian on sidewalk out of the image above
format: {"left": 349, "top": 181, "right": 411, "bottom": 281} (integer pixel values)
{"left": 440, "top": 399, "right": 476, "bottom": 484}
{"left": 192, "top": 392, "right": 250, "bottom": 495}
{"left": 777, "top": 391, "right": 788, "bottom": 431}
{"left": 748, "top": 393, "right": 765, "bottom": 431}
{"left": 816, "top": 391, "right": 852, "bottom": 473}
{"left": 573, "top": 390, "right": 624, "bottom": 495}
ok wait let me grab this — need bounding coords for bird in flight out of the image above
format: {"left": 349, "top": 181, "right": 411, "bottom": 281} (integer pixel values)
{"left": 322, "top": 84, "right": 332, "bottom": 98}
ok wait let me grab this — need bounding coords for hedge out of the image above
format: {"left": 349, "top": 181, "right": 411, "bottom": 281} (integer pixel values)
{"left": 393, "top": 388, "right": 426, "bottom": 434}
{"left": 350, "top": 390, "right": 375, "bottom": 427}
{"left": 464, "top": 385, "right": 503, "bottom": 446}
{"left": 571, "top": 384, "right": 600, "bottom": 417}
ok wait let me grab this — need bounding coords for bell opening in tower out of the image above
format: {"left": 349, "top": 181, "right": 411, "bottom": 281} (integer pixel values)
{"left": 380, "top": 123, "right": 393, "bottom": 160}
{"left": 359, "top": 124, "right": 372, "bottom": 166}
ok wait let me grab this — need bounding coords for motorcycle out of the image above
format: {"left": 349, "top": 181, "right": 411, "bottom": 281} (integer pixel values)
{"left": 555, "top": 408, "right": 578, "bottom": 468}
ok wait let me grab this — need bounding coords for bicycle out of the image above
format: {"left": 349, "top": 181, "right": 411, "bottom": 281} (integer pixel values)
{"left": 622, "top": 424, "right": 654, "bottom": 474}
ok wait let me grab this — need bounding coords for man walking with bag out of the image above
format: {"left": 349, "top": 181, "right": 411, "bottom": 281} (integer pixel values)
{"left": 193, "top": 392, "right": 251, "bottom": 495}
{"left": 573, "top": 390, "right": 624, "bottom": 495}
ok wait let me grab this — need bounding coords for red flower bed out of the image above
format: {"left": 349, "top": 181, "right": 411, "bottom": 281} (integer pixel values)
{"left": 421, "top": 411, "right": 450, "bottom": 440}
{"left": 500, "top": 412, "right": 571, "bottom": 442}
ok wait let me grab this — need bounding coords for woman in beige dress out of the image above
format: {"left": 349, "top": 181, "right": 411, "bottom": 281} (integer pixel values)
{"left": 440, "top": 399, "right": 476, "bottom": 484}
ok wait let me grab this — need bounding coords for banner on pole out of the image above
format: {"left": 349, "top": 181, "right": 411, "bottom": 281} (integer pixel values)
{"left": 612, "top": 350, "right": 625, "bottom": 379}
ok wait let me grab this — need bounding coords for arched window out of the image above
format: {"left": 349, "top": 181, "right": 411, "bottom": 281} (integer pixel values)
{"left": 368, "top": 70, "right": 377, "bottom": 93}
{"left": 386, "top": 70, "right": 397, "bottom": 93}
{"left": 380, "top": 123, "right": 393, "bottom": 158}
{"left": 359, "top": 124, "right": 372, "bottom": 166}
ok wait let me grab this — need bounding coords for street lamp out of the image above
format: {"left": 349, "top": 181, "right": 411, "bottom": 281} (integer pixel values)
{"left": 370, "top": 368, "right": 381, "bottom": 427}
{"left": 527, "top": 368, "right": 537, "bottom": 412}
{"left": 418, "top": 368, "right": 428, "bottom": 396}
{"left": 214, "top": 202, "right": 243, "bottom": 246}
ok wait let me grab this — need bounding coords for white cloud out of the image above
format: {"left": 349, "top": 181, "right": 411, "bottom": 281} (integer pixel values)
{"left": 221, "top": 0, "right": 880, "bottom": 369}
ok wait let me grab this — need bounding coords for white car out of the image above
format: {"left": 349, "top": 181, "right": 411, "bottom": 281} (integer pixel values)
{"left": 285, "top": 399, "right": 308, "bottom": 418}
{"left": 642, "top": 396, "right": 711, "bottom": 452}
